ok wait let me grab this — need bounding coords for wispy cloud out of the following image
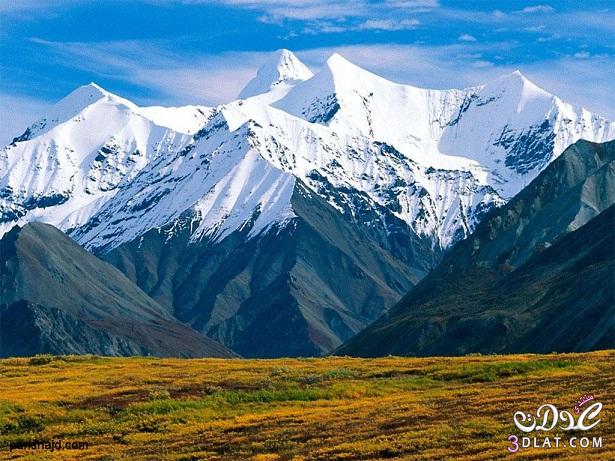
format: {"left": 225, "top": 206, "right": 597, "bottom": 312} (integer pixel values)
{"left": 300, "top": 18, "right": 421, "bottom": 34}
{"left": 518, "top": 5, "right": 555, "bottom": 14}
{"left": 492, "top": 9, "right": 507, "bottom": 19}
{"left": 458, "top": 33, "right": 476, "bottom": 42}
{"left": 216, "top": 0, "right": 370, "bottom": 21}
{"left": 213, "top": 0, "right": 440, "bottom": 20}
{"left": 210, "top": 0, "right": 435, "bottom": 33}
{"left": 384, "top": 0, "right": 440, "bottom": 8}
{"left": 573, "top": 51, "right": 591, "bottom": 59}
{"left": 357, "top": 19, "right": 420, "bottom": 31}
{"left": 0, "top": 0, "right": 79, "bottom": 15}
{"left": 524, "top": 25, "right": 545, "bottom": 32}
{"left": 29, "top": 38, "right": 262, "bottom": 105}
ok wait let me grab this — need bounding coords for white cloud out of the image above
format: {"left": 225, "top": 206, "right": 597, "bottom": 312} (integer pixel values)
{"left": 215, "top": 0, "right": 369, "bottom": 21}
{"left": 383, "top": 0, "right": 440, "bottom": 10}
{"left": 458, "top": 33, "right": 476, "bottom": 42}
{"left": 214, "top": 0, "right": 439, "bottom": 19}
{"left": 519, "top": 5, "right": 555, "bottom": 14}
{"left": 537, "top": 33, "right": 560, "bottom": 42}
{"left": 558, "top": 11, "right": 615, "bottom": 33}
{"left": 573, "top": 51, "right": 590, "bottom": 59}
{"left": 471, "top": 60, "right": 493, "bottom": 68}
{"left": 298, "top": 16, "right": 421, "bottom": 35}
{"left": 0, "top": 0, "right": 79, "bottom": 15}
{"left": 357, "top": 19, "right": 420, "bottom": 31}
{"left": 492, "top": 9, "right": 506, "bottom": 19}
{"left": 210, "top": 0, "right": 437, "bottom": 24}
{"left": 524, "top": 25, "right": 545, "bottom": 32}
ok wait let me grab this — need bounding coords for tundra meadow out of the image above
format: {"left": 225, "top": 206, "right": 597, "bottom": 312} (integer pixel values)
{"left": 1, "top": 351, "right": 613, "bottom": 460}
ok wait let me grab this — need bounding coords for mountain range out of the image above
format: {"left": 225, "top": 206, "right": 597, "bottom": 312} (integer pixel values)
{"left": 1, "top": 49, "right": 614, "bottom": 357}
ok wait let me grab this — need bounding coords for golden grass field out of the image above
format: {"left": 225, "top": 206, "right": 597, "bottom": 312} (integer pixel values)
{"left": 0, "top": 351, "right": 613, "bottom": 460}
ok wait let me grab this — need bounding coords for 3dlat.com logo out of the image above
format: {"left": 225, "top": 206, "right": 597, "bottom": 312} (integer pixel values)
{"left": 507, "top": 395, "right": 603, "bottom": 453}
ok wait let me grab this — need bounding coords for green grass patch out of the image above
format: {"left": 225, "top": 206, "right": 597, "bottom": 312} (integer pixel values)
{"left": 127, "top": 397, "right": 216, "bottom": 416}
{"left": 0, "top": 414, "right": 45, "bottom": 434}
{"left": 28, "top": 354, "right": 54, "bottom": 366}
{"left": 428, "top": 360, "right": 579, "bottom": 383}
{"left": 222, "top": 387, "right": 333, "bottom": 404}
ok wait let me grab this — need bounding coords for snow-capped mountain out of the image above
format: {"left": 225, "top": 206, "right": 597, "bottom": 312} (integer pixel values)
{"left": 2, "top": 49, "right": 614, "bottom": 356}
{"left": 3, "top": 50, "right": 612, "bottom": 251}
{"left": 276, "top": 54, "right": 614, "bottom": 198}
{"left": 0, "top": 83, "right": 212, "bottom": 237}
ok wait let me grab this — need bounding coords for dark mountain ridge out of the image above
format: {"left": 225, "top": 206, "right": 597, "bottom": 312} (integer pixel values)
{"left": 337, "top": 139, "right": 615, "bottom": 357}
{"left": 0, "top": 222, "right": 234, "bottom": 358}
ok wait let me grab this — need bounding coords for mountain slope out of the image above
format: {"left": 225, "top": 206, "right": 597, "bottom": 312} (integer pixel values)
{"left": 337, "top": 139, "right": 615, "bottom": 357}
{"left": 104, "top": 181, "right": 438, "bottom": 357}
{"left": 0, "top": 222, "right": 234, "bottom": 358}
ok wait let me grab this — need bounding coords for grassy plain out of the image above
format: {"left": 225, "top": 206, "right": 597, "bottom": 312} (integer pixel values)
{"left": 0, "top": 351, "right": 613, "bottom": 460}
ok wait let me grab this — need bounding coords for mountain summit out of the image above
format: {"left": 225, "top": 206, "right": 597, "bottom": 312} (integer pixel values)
{"left": 238, "top": 49, "right": 314, "bottom": 99}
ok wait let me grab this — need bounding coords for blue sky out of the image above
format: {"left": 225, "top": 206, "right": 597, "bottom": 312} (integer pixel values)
{"left": 1, "top": 0, "right": 614, "bottom": 144}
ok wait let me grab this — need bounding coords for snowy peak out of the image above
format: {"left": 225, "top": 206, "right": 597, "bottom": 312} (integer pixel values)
{"left": 239, "top": 49, "right": 313, "bottom": 99}
{"left": 325, "top": 53, "right": 372, "bottom": 78}
{"left": 11, "top": 82, "right": 137, "bottom": 142}
{"left": 498, "top": 70, "right": 539, "bottom": 86}
{"left": 10, "top": 82, "right": 212, "bottom": 144}
{"left": 326, "top": 52, "right": 354, "bottom": 69}
{"left": 0, "top": 80, "right": 198, "bottom": 238}
{"left": 304, "top": 52, "right": 391, "bottom": 94}
{"left": 51, "top": 82, "right": 134, "bottom": 118}
{"left": 476, "top": 70, "right": 554, "bottom": 115}
{"left": 482, "top": 70, "right": 551, "bottom": 98}
{"left": 64, "top": 82, "right": 109, "bottom": 103}
{"left": 272, "top": 49, "right": 313, "bottom": 81}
